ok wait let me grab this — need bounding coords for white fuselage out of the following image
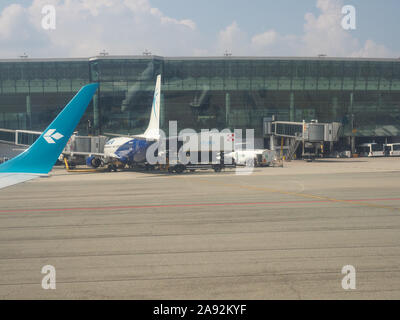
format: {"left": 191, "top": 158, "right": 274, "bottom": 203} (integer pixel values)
{"left": 103, "top": 137, "right": 132, "bottom": 159}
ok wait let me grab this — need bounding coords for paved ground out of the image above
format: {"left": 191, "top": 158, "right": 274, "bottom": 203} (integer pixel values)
{"left": 0, "top": 157, "right": 400, "bottom": 299}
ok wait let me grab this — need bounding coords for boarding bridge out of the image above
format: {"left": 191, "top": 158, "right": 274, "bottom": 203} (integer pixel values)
{"left": 0, "top": 128, "right": 108, "bottom": 164}
{"left": 0, "top": 129, "right": 41, "bottom": 163}
{"left": 263, "top": 118, "right": 341, "bottom": 160}
{"left": 0, "top": 128, "right": 41, "bottom": 147}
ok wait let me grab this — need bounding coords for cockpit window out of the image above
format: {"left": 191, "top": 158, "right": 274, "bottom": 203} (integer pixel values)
{"left": 105, "top": 139, "right": 115, "bottom": 145}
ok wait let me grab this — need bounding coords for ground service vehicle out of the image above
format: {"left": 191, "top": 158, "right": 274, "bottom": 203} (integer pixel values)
{"left": 357, "top": 143, "right": 384, "bottom": 157}
{"left": 384, "top": 143, "right": 400, "bottom": 156}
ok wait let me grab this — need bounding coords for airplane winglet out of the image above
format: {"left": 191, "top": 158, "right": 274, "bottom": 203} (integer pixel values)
{"left": 0, "top": 83, "right": 99, "bottom": 175}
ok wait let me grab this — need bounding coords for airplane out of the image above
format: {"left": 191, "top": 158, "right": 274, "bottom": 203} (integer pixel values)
{"left": 0, "top": 83, "right": 99, "bottom": 190}
{"left": 83, "top": 74, "right": 161, "bottom": 171}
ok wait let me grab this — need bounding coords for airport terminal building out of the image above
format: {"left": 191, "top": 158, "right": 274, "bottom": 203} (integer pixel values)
{"left": 0, "top": 55, "right": 400, "bottom": 148}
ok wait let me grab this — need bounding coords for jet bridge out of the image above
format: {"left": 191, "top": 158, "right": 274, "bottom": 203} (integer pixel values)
{"left": 0, "top": 128, "right": 41, "bottom": 147}
{"left": 0, "top": 128, "right": 107, "bottom": 165}
{"left": 263, "top": 118, "right": 341, "bottom": 160}
{"left": 0, "top": 128, "right": 41, "bottom": 162}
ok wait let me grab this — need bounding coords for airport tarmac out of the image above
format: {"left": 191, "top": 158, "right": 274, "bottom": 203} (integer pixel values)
{"left": 0, "top": 157, "right": 400, "bottom": 299}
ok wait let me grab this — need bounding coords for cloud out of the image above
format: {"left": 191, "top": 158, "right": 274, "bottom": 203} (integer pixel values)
{"left": 216, "top": 21, "right": 248, "bottom": 55}
{"left": 351, "top": 39, "right": 392, "bottom": 58}
{"left": 300, "top": 0, "right": 362, "bottom": 56}
{"left": 0, "top": 0, "right": 396, "bottom": 58}
{"left": 150, "top": 7, "right": 196, "bottom": 30}
{"left": 251, "top": 30, "right": 277, "bottom": 48}
{"left": 216, "top": 0, "right": 394, "bottom": 58}
{"left": 300, "top": 0, "right": 393, "bottom": 57}
{"left": 0, "top": 0, "right": 199, "bottom": 58}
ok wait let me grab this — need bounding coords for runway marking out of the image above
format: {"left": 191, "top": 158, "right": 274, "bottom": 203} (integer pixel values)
{"left": 196, "top": 179, "right": 400, "bottom": 212}
{"left": 0, "top": 198, "right": 400, "bottom": 213}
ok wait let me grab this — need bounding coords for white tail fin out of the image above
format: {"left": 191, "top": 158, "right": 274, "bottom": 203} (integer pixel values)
{"left": 143, "top": 75, "right": 161, "bottom": 139}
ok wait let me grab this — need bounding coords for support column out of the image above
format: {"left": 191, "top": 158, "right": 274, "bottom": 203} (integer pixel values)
{"left": 160, "top": 92, "right": 165, "bottom": 131}
{"left": 378, "top": 93, "right": 382, "bottom": 135}
{"left": 350, "top": 92, "right": 355, "bottom": 154}
{"left": 93, "top": 93, "right": 99, "bottom": 134}
{"left": 289, "top": 92, "right": 294, "bottom": 122}
{"left": 225, "top": 92, "right": 230, "bottom": 127}
{"left": 332, "top": 96, "right": 338, "bottom": 121}
{"left": 270, "top": 136, "right": 275, "bottom": 151}
{"left": 26, "top": 95, "right": 31, "bottom": 130}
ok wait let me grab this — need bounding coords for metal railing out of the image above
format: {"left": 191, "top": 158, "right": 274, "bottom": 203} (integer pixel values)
{"left": 272, "top": 122, "right": 303, "bottom": 139}
{"left": 0, "top": 128, "right": 42, "bottom": 146}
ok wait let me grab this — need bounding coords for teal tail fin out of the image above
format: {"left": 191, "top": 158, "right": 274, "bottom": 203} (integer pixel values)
{"left": 0, "top": 83, "right": 99, "bottom": 174}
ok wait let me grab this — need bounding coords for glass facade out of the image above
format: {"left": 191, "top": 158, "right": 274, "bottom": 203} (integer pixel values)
{"left": 1, "top": 56, "right": 400, "bottom": 142}
{"left": 0, "top": 58, "right": 90, "bottom": 132}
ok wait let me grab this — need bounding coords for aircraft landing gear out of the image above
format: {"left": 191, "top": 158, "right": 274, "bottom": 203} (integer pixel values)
{"left": 213, "top": 165, "right": 222, "bottom": 172}
{"left": 145, "top": 164, "right": 155, "bottom": 171}
{"left": 174, "top": 164, "right": 185, "bottom": 173}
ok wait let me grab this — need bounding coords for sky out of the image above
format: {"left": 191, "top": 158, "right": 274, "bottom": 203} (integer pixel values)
{"left": 0, "top": 0, "right": 399, "bottom": 59}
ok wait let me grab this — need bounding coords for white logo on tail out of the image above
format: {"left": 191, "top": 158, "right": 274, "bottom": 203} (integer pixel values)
{"left": 44, "top": 129, "right": 64, "bottom": 144}
{"left": 153, "top": 91, "right": 159, "bottom": 120}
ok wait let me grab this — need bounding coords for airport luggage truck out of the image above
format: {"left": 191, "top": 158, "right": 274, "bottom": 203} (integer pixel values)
{"left": 165, "top": 151, "right": 236, "bottom": 173}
